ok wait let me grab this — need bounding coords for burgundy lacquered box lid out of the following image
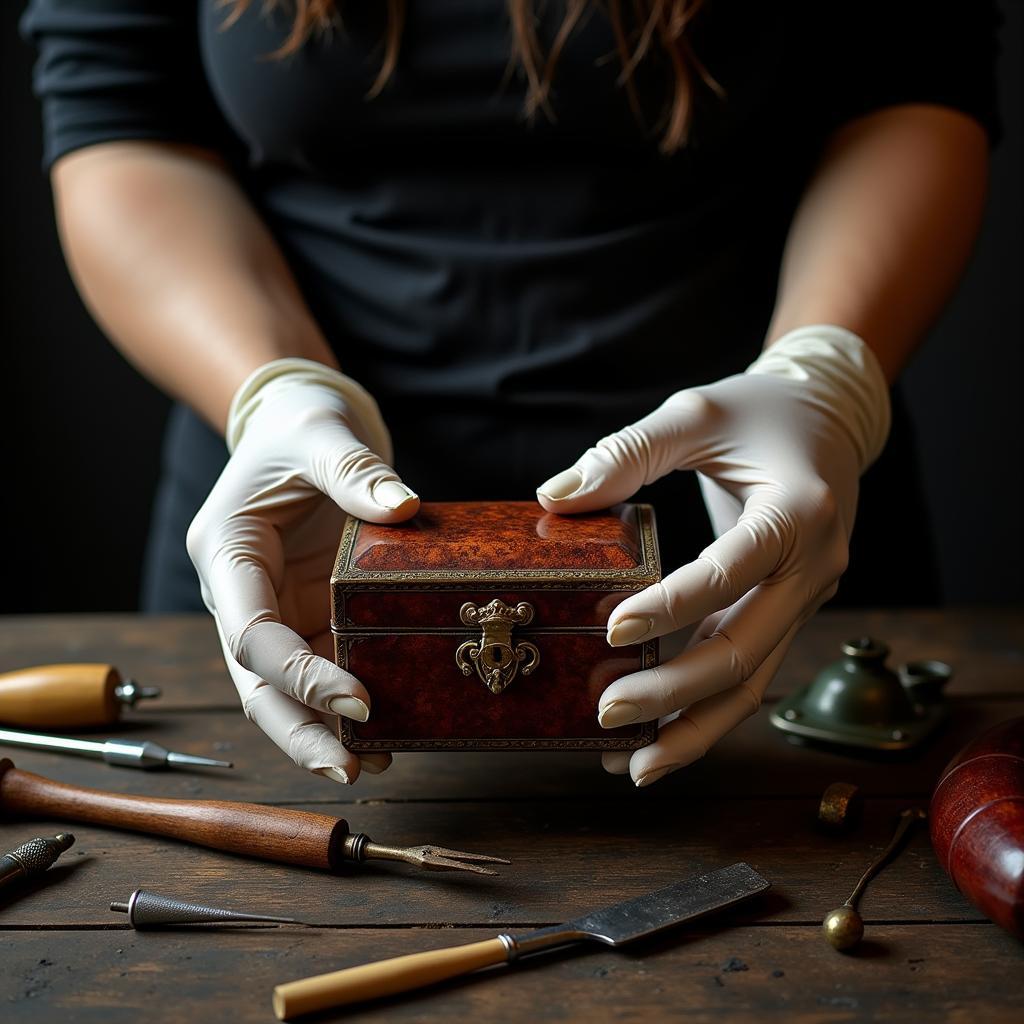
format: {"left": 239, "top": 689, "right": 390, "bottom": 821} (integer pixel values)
{"left": 330, "top": 501, "right": 660, "bottom": 590}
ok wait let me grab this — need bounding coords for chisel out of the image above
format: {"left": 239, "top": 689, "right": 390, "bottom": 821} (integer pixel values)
{"left": 273, "top": 862, "right": 771, "bottom": 1019}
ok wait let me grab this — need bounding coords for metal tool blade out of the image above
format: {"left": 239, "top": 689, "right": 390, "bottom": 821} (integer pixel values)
{"left": 568, "top": 863, "right": 769, "bottom": 945}
{"left": 511, "top": 863, "right": 769, "bottom": 956}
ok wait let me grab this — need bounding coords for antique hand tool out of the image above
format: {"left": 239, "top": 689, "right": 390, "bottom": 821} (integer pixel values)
{"left": 931, "top": 715, "right": 1024, "bottom": 940}
{"left": 0, "top": 727, "right": 232, "bottom": 770}
{"left": 111, "top": 888, "right": 299, "bottom": 928}
{"left": 0, "top": 759, "right": 508, "bottom": 876}
{"left": 823, "top": 807, "right": 927, "bottom": 950}
{"left": 0, "top": 663, "right": 160, "bottom": 729}
{"left": 273, "top": 862, "right": 771, "bottom": 1020}
{"left": 0, "top": 832, "right": 75, "bottom": 893}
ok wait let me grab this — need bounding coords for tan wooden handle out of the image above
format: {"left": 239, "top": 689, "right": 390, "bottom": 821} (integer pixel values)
{"left": 272, "top": 937, "right": 508, "bottom": 1019}
{"left": 0, "top": 663, "right": 120, "bottom": 728}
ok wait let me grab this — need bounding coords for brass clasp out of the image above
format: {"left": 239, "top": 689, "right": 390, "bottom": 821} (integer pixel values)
{"left": 455, "top": 599, "right": 540, "bottom": 694}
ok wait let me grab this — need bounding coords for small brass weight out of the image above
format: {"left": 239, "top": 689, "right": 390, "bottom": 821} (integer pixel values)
{"left": 823, "top": 807, "right": 927, "bottom": 951}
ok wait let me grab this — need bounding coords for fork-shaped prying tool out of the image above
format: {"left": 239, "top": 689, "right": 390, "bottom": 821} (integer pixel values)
{"left": 0, "top": 759, "right": 510, "bottom": 877}
{"left": 344, "top": 835, "right": 511, "bottom": 876}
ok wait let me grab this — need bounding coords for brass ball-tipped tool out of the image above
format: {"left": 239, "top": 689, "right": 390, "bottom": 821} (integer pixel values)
{"left": 111, "top": 889, "right": 299, "bottom": 928}
{"left": 823, "top": 807, "right": 927, "bottom": 950}
{"left": 0, "top": 832, "right": 76, "bottom": 893}
{"left": 0, "top": 727, "right": 233, "bottom": 771}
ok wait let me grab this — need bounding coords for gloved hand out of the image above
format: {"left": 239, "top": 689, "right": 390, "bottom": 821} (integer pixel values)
{"left": 187, "top": 358, "right": 419, "bottom": 783}
{"left": 536, "top": 325, "right": 891, "bottom": 786}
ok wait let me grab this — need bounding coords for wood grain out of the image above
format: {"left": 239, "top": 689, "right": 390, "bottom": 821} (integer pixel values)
{"left": 0, "top": 798, "right": 982, "bottom": 927}
{"left": 0, "top": 700, "right": 1019, "bottom": 806}
{"left": 0, "top": 610, "right": 1021, "bottom": 709}
{"left": 0, "top": 611, "right": 1020, "bottom": 1023}
{"left": 2, "top": 925, "right": 1021, "bottom": 1024}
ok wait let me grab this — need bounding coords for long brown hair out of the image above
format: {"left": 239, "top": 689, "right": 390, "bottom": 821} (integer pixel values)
{"left": 223, "top": 1, "right": 719, "bottom": 152}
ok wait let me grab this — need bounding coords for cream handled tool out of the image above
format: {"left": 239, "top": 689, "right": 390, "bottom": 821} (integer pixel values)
{"left": 272, "top": 862, "right": 770, "bottom": 1020}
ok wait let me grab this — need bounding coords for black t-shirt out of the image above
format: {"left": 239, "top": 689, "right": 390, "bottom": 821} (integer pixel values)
{"left": 21, "top": 1, "right": 1000, "bottom": 592}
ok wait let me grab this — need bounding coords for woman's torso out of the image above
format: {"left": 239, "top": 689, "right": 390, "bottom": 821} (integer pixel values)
{"left": 25, "top": 0, "right": 993, "bottom": 607}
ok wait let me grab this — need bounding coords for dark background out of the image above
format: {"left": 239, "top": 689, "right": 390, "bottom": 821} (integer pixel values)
{"left": 2, "top": 3, "right": 1021, "bottom": 614}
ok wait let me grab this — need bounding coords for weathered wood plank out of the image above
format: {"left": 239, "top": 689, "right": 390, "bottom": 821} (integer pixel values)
{"left": 2, "top": 924, "right": 1021, "bottom": 1023}
{"left": 0, "top": 616, "right": 232, "bottom": 711}
{"left": 1, "top": 700, "right": 1019, "bottom": 805}
{"left": 0, "top": 798, "right": 981, "bottom": 927}
{"left": 0, "top": 609, "right": 1020, "bottom": 713}
{"left": 2, "top": 613, "right": 1020, "bottom": 1022}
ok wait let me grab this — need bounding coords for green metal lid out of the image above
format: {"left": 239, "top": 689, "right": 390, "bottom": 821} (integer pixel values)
{"left": 770, "top": 636, "right": 951, "bottom": 753}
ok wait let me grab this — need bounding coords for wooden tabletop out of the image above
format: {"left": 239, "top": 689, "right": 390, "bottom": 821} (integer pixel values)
{"left": 1, "top": 611, "right": 1021, "bottom": 1022}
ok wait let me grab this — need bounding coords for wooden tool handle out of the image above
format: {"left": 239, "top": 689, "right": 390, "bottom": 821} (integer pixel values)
{"left": 0, "top": 759, "right": 349, "bottom": 870}
{"left": 0, "top": 664, "right": 122, "bottom": 728}
{"left": 273, "top": 937, "right": 508, "bottom": 1019}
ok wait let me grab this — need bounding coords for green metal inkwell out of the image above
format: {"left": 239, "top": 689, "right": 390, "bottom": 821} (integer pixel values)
{"left": 770, "top": 637, "right": 951, "bottom": 753}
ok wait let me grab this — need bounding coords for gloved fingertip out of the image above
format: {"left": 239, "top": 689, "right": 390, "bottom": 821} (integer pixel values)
{"left": 371, "top": 480, "right": 419, "bottom": 511}
{"left": 634, "top": 763, "right": 682, "bottom": 788}
{"left": 328, "top": 695, "right": 370, "bottom": 722}
{"left": 606, "top": 616, "right": 654, "bottom": 647}
{"left": 598, "top": 699, "right": 644, "bottom": 729}
{"left": 536, "top": 468, "right": 583, "bottom": 502}
{"left": 601, "top": 751, "right": 632, "bottom": 775}
{"left": 313, "top": 766, "right": 353, "bottom": 785}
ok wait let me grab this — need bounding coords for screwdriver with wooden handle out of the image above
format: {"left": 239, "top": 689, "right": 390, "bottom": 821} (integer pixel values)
{"left": 0, "top": 664, "right": 160, "bottom": 729}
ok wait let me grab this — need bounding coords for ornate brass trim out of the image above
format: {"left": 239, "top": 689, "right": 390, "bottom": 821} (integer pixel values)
{"left": 337, "top": 722, "right": 658, "bottom": 752}
{"left": 454, "top": 599, "right": 540, "bottom": 694}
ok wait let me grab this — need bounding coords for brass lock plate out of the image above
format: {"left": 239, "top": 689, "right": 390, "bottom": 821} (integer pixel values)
{"left": 455, "top": 599, "right": 540, "bottom": 694}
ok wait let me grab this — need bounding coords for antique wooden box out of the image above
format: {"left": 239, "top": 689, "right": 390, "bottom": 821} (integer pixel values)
{"left": 330, "top": 501, "right": 661, "bottom": 751}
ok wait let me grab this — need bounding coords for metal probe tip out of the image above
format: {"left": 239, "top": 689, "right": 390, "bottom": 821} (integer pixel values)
{"left": 53, "top": 833, "right": 75, "bottom": 852}
{"left": 113, "top": 680, "right": 162, "bottom": 707}
{"left": 165, "top": 752, "right": 234, "bottom": 769}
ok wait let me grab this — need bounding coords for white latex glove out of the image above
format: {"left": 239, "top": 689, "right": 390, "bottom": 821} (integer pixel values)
{"left": 187, "top": 358, "right": 419, "bottom": 784}
{"left": 536, "top": 325, "right": 891, "bottom": 786}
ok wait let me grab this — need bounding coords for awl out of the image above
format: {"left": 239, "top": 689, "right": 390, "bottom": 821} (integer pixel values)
{"left": 0, "top": 663, "right": 160, "bottom": 728}
{"left": 111, "top": 888, "right": 299, "bottom": 928}
{"left": 273, "top": 862, "right": 771, "bottom": 1019}
{"left": 0, "top": 728, "right": 232, "bottom": 770}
